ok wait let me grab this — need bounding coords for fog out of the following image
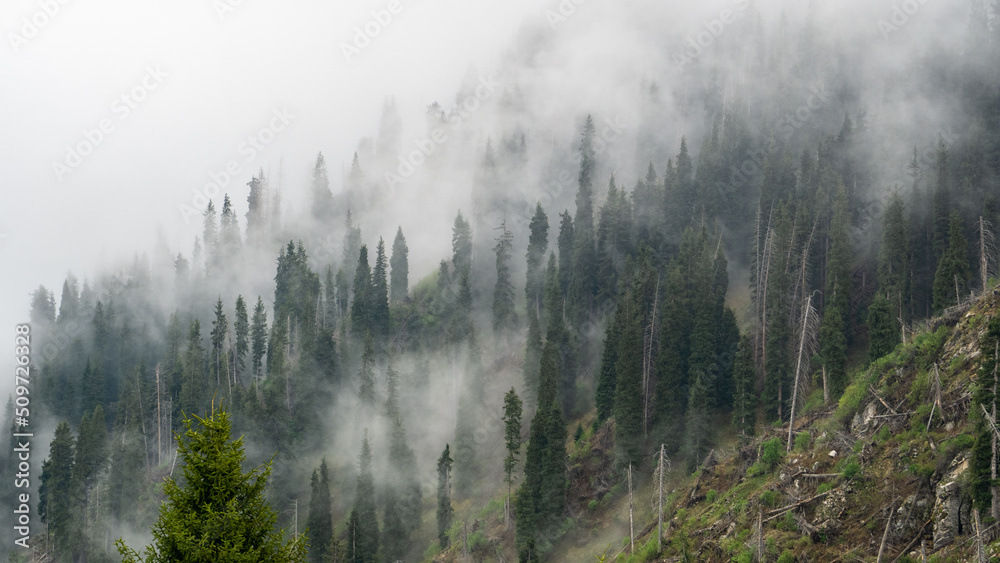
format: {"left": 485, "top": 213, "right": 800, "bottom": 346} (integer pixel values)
{"left": 0, "top": 0, "right": 992, "bottom": 558}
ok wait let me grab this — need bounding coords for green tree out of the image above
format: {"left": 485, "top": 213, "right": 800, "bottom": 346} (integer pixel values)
{"left": 503, "top": 387, "right": 524, "bottom": 524}
{"left": 972, "top": 317, "right": 1000, "bottom": 515}
{"left": 307, "top": 459, "right": 333, "bottom": 563}
{"left": 390, "top": 227, "right": 409, "bottom": 303}
{"left": 867, "top": 295, "right": 898, "bottom": 363}
{"left": 820, "top": 301, "right": 849, "bottom": 395}
{"left": 39, "top": 421, "right": 80, "bottom": 562}
{"left": 932, "top": 212, "right": 971, "bottom": 313}
{"left": 251, "top": 297, "right": 268, "bottom": 383}
{"left": 358, "top": 335, "right": 376, "bottom": 407}
{"left": 731, "top": 335, "right": 757, "bottom": 437}
{"left": 493, "top": 219, "right": 518, "bottom": 333}
{"left": 351, "top": 245, "right": 373, "bottom": 338}
{"left": 371, "top": 238, "right": 391, "bottom": 343}
{"left": 557, "top": 211, "right": 574, "bottom": 297}
{"left": 311, "top": 152, "right": 334, "bottom": 222}
{"left": 234, "top": 295, "right": 249, "bottom": 383}
{"left": 436, "top": 444, "right": 454, "bottom": 548}
{"left": 211, "top": 297, "right": 228, "bottom": 388}
{"left": 526, "top": 204, "right": 550, "bottom": 318}
{"left": 570, "top": 116, "right": 599, "bottom": 324}
{"left": 879, "top": 192, "right": 910, "bottom": 322}
{"left": 180, "top": 319, "right": 205, "bottom": 416}
{"left": 116, "top": 405, "right": 306, "bottom": 562}
{"left": 452, "top": 211, "right": 473, "bottom": 275}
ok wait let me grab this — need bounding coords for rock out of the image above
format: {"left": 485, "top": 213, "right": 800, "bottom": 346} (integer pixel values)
{"left": 932, "top": 456, "right": 969, "bottom": 549}
{"left": 851, "top": 403, "right": 878, "bottom": 435}
{"left": 828, "top": 450, "right": 837, "bottom": 458}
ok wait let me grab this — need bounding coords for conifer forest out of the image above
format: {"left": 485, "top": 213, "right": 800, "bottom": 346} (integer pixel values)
{"left": 10, "top": 0, "right": 1000, "bottom": 561}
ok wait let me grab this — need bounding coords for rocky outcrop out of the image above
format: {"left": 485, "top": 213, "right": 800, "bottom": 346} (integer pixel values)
{"left": 932, "top": 456, "right": 971, "bottom": 549}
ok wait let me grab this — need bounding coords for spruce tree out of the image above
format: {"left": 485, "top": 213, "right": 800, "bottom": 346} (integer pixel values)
{"left": 390, "top": 227, "right": 409, "bottom": 303}
{"left": 570, "top": 116, "right": 598, "bottom": 324}
{"left": 234, "top": 295, "right": 249, "bottom": 384}
{"left": 311, "top": 152, "right": 334, "bottom": 222}
{"left": 180, "top": 319, "right": 205, "bottom": 416}
{"left": 557, "top": 211, "right": 574, "bottom": 297}
{"left": 203, "top": 200, "right": 219, "bottom": 273}
{"left": 867, "top": 295, "right": 898, "bottom": 362}
{"left": 452, "top": 211, "right": 473, "bottom": 275}
{"left": 879, "top": 192, "right": 910, "bottom": 322}
{"left": 612, "top": 293, "right": 643, "bottom": 467}
{"left": 526, "top": 203, "right": 550, "bottom": 318}
{"left": 436, "top": 444, "right": 454, "bottom": 548}
{"left": 503, "top": 387, "right": 524, "bottom": 524}
{"left": 307, "top": 459, "right": 334, "bottom": 563}
{"left": 972, "top": 317, "right": 1000, "bottom": 515}
{"left": 251, "top": 296, "right": 268, "bottom": 383}
{"left": 731, "top": 335, "right": 757, "bottom": 437}
{"left": 358, "top": 335, "right": 376, "bottom": 407}
{"left": 932, "top": 212, "right": 971, "bottom": 313}
{"left": 211, "top": 297, "right": 228, "bottom": 389}
{"left": 493, "top": 219, "right": 518, "bottom": 333}
{"left": 117, "top": 405, "right": 306, "bottom": 562}
{"left": 820, "top": 301, "right": 849, "bottom": 395}
{"left": 39, "top": 421, "right": 80, "bottom": 561}
{"left": 347, "top": 433, "right": 379, "bottom": 563}
{"left": 351, "top": 245, "right": 372, "bottom": 337}
{"left": 371, "top": 238, "right": 391, "bottom": 343}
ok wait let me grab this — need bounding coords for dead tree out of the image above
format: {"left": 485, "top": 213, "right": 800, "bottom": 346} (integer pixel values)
{"left": 642, "top": 276, "right": 660, "bottom": 438}
{"left": 787, "top": 292, "right": 820, "bottom": 452}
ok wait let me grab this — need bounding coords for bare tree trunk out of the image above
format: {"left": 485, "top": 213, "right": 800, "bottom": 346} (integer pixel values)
{"left": 628, "top": 464, "right": 635, "bottom": 555}
{"left": 755, "top": 509, "right": 764, "bottom": 563}
{"left": 876, "top": 502, "right": 893, "bottom": 563}
{"left": 156, "top": 363, "right": 162, "bottom": 466}
{"left": 658, "top": 443, "right": 665, "bottom": 553}
{"left": 643, "top": 276, "right": 660, "bottom": 439}
{"left": 822, "top": 365, "right": 829, "bottom": 405}
{"left": 787, "top": 294, "right": 817, "bottom": 452}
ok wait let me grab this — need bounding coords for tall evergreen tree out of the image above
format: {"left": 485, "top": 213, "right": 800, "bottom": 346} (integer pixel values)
{"left": 867, "top": 294, "right": 898, "bottom": 362}
{"left": 39, "top": 421, "right": 80, "bottom": 561}
{"left": 526, "top": 204, "right": 550, "bottom": 318}
{"left": 180, "top": 319, "right": 205, "bottom": 415}
{"left": 503, "top": 387, "right": 524, "bottom": 524}
{"left": 436, "top": 444, "right": 454, "bottom": 548}
{"left": 731, "top": 335, "right": 757, "bottom": 438}
{"left": 570, "top": 116, "right": 599, "bottom": 324}
{"left": 493, "top": 219, "right": 518, "bottom": 333}
{"left": 452, "top": 211, "right": 473, "bottom": 275}
{"left": 307, "top": 459, "right": 334, "bottom": 563}
{"left": 347, "top": 433, "right": 379, "bottom": 563}
{"left": 203, "top": 200, "right": 219, "bottom": 273}
{"left": 932, "top": 212, "right": 972, "bottom": 312}
{"left": 311, "top": 152, "right": 334, "bottom": 222}
{"left": 251, "top": 297, "right": 268, "bottom": 383}
{"left": 932, "top": 140, "right": 951, "bottom": 260}
{"left": 234, "top": 295, "right": 249, "bottom": 383}
{"left": 351, "top": 245, "right": 373, "bottom": 337}
{"left": 210, "top": 297, "right": 228, "bottom": 389}
{"left": 557, "top": 211, "right": 574, "bottom": 297}
{"left": 371, "top": 238, "right": 391, "bottom": 343}
{"left": 390, "top": 227, "right": 409, "bottom": 303}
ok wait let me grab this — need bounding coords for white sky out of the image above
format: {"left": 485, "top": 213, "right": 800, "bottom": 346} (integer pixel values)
{"left": 0, "top": 0, "right": 553, "bottom": 377}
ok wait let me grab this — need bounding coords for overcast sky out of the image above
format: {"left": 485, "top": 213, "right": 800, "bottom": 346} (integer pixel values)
{"left": 0, "top": 0, "right": 557, "bottom": 372}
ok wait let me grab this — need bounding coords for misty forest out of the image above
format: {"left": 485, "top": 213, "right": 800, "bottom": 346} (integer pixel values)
{"left": 14, "top": 1, "right": 1000, "bottom": 562}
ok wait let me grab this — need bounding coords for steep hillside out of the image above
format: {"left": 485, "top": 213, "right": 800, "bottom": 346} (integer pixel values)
{"left": 432, "top": 290, "right": 1000, "bottom": 562}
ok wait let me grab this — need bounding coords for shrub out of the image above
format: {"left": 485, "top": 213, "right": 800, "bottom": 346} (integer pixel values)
{"left": 706, "top": 489, "right": 718, "bottom": 504}
{"left": 761, "top": 437, "right": 785, "bottom": 468}
{"left": 777, "top": 549, "right": 795, "bottom": 563}
{"left": 817, "top": 483, "right": 833, "bottom": 494}
{"left": 841, "top": 461, "right": 861, "bottom": 480}
{"left": 759, "top": 490, "right": 781, "bottom": 508}
{"left": 794, "top": 431, "right": 811, "bottom": 452}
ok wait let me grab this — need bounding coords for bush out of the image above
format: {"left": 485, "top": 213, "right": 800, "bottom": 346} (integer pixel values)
{"left": 795, "top": 431, "right": 811, "bottom": 452}
{"left": 706, "top": 489, "right": 718, "bottom": 504}
{"left": 817, "top": 483, "right": 833, "bottom": 494}
{"left": 759, "top": 490, "right": 781, "bottom": 508}
{"left": 761, "top": 437, "right": 785, "bottom": 468}
{"left": 777, "top": 549, "right": 795, "bottom": 563}
{"left": 841, "top": 461, "right": 861, "bottom": 480}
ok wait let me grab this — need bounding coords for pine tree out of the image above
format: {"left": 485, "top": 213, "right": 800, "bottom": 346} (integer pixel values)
{"left": 932, "top": 212, "right": 972, "bottom": 312}
{"left": 251, "top": 297, "right": 268, "bottom": 383}
{"left": 347, "top": 433, "right": 379, "bottom": 563}
{"left": 436, "top": 444, "right": 454, "bottom": 548}
{"left": 351, "top": 245, "right": 373, "bottom": 338}
{"left": 203, "top": 200, "right": 219, "bottom": 273}
{"left": 683, "top": 370, "right": 711, "bottom": 467}
{"left": 932, "top": 140, "right": 951, "bottom": 260}
{"left": 358, "top": 335, "right": 376, "bottom": 407}
{"left": 234, "top": 295, "right": 249, "bottom": 384}
{"left": 526, "top": 204, "right": 550, "bottom": 318}
{"left": 820, "top": 300, "right": 849, "bottom": 394}
{"left": 879, "top": 192, "right": 910, "bottom": 323}
{"left": 211, "top": 297, "right": 229, "bottom": 389}
{"left": 493, "top": 219, "right": 518, "bottom": 333}
{"left": 342, "top": 211, "right": 363, "bottom": 292}
{"left": 972, "top": 317, "right": 1000, "bottom": 516}
{"left": 219, "top": 193, "right": 242, "bottom": 260}
{"left": 117, "top": 405, "right": 306, "bottom": 562}
{"left": 867, "top": 295, "right": 898, "bottom": 362}
{"left": 557, "top": 211, "right": 574, "bottom": 297}
{"left": 452, "top": 211, "right": 473, "bottom": 275}
{"left": 383, "top": 364, "right": 422, "bottom": 555}
{"left": 371, "top": 238, "right": 391, "bottom": 343}
{"left": 570, "top": 116, "right": 599, "bottom": 324}
{"left": 39, "top": 421, "right": 80, "bottom": 561}
{"left": 595, "top": 295, "right": 623, "bottom": 424}
{"left": 180, "top": 319, "right": 205, "bottom": 416}
{"left": 311, "top": 152, "right": 334, "bottom": 222}
{"left": 307, "top": 459, "right": 334, "bottom": 563}
{"left": 503, "top": 387, "right": 524, "bottom": 524}
{"left": 390, "top": 227, "right": 409, "bottom": 303}
{"left": 613, "top": 293, "right": 643, "bottom": 467}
